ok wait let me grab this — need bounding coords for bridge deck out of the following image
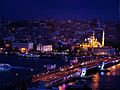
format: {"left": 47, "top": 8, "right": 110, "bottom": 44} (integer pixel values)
{"left": 32, "top": 57, "right": 120, "bottom": 87}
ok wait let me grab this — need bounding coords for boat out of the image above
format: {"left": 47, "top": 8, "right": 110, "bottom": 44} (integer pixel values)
{"left": 25, "top": 54, "right": 40, "bottom": 58}
{"left": 40, "top": 54, "right": 66, "bottom": 60}
{"left": 98, "top": 69, "right": 110, "bottom": 72}
{"left": 66, "top": 85, "right": 91, "bottom": 90}
{"left": 17, "top": 53, "right": 40, "bottom": 58}
{"left": 79, "top": 76, "right": 93, "bottom": 80}
{"left": 66, "top": 80, "right": 92, "bottom": 90}
{"left": 70, "top": 57, "right": 78, "bottom": 65}
{"left": 0, "top": 63, "right": 11, "bottom": 71}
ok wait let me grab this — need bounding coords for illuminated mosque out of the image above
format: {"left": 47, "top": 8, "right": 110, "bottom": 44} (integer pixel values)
{"left": 80, "top": 30, "right": 104, "bottom": 48}
{"left": 79, "top": 30, "right": 115, "bottom": 55}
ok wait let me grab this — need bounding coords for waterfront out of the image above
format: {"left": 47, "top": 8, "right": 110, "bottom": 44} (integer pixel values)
{"left": 59, "top": 63, "right": 120, "bottom": 90}
{"left": 0, "top": 54, "right": 69, "bottom": 73}
{"left": 0, "top": 54, "right": 120, "bottom": 90}
{"left": 0, "top": 54, "right": 70, "bottom": 88}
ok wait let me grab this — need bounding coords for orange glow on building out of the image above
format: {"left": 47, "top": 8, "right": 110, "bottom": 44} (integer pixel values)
{"left": 20, "top": 48, "right": 27, "bottom": 53}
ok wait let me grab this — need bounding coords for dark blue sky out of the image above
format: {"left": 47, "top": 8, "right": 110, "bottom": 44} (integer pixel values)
{"left": 0, "top": 0, "right": 119, "bottom": 20}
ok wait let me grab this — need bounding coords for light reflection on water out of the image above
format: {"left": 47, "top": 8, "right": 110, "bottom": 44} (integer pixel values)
{"left": 59, "top": 63, "right": 120, "bottom": 90}
{"left": 108, "top": 63, "right": 120, "bottom": 76}
{"left": 92, "top": 73, "right": 100, "bottom": 90}
{"left": 59, "top": 84, "right": 66, "bottom": 90}
{"left": 58, "top": 82, "right": 75, "bottom": 90}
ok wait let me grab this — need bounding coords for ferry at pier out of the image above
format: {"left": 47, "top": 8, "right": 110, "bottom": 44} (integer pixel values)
{"left": 17, "top": 53, "right": 40, "bottom": 58}
{"left": 0, "top": 63, "right": 11, "bottom": 71}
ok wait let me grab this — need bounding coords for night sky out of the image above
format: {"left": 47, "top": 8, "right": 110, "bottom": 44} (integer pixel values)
{"left": 0, "top": 0, "right": 119, "bottom": 20}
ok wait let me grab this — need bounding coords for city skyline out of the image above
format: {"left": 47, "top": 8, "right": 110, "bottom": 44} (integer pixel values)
{"left": 0, "top": 0, "right": 120, "bottom": 89}
{"left": 0, "top": 0, "right": 119, "bottom": 21}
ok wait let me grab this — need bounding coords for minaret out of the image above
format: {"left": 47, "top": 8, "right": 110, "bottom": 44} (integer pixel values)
{"left": 92, "top": 30, "right": 95, "bottom": 52}
{"left": 92, "top": 30, "right": 95, "bottom": 46}
{"left": 102, "top": 30, "right": 105, "bottom": 47}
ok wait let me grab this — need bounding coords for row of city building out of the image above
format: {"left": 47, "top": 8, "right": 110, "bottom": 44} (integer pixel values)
{"left": 0, "top": 18, "right": 119, "bottom": 55}
{"left": 0, "top": 33, "right": 116, "bottom": 56}
{"left": 0, "top": 18, "right": 119, "bottom": 47}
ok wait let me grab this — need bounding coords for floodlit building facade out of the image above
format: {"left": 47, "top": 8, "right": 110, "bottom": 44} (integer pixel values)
{"left": 37, "top": 44, "right": 53, "bottom": 52}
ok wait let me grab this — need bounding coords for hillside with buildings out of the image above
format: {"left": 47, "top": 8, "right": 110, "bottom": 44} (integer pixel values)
{"left": 0, "top": 18, "right": 119, "bottom": 55}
